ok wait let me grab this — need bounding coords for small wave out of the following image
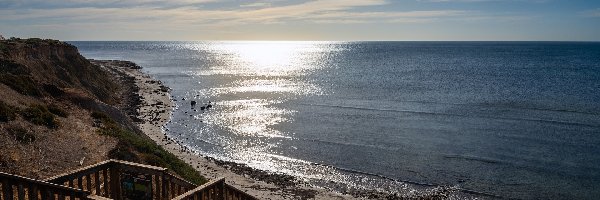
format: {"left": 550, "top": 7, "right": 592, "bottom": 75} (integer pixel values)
{"left": 300, "top": 103, "right": 600, "bottom": 128}
{"left": 443, "top": 154, "right": 502, "bottom": 164}
{"left": 307, "top": 160, "right": 503, "bottom": 198}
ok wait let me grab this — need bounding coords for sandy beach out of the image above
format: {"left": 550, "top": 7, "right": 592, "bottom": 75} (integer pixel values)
{"left": 100, "top": 60, "right": 360, "bottom": 200}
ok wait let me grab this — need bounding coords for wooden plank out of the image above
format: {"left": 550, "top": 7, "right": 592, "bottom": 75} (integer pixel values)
{"left": 169, "top": 182, "right": 174, "bottom": 199}
{"left": 161, "top": 176, "right": 167, "bottom": 200}
{"left": 29, "top": 183, "right": 39, "bottom": 200}
{"left": 77, "top": 177, "right": 83, "bottom": 190}
{"left": 154, "top": 175, "right": 161, "bottom": 200}
{"left": 109, "top": 166, "right": 120, "bottom": 200}
{"left": 86, "top": 174, "right": 92, "bottom": 192}
{"left": 2, "top": 179, "right": 12, "bottom": 200}
{"left": 44, "top": 160, "right": 112, "bottom": 183}
{"left": 102, "top": 169, "right": 108, "bottom": 196}
{"left": 110, "top": 160, "right": 166, "bottom": 171}
{"left": 58, "top": 191, "right": 65, "bottom": 200}
{"left": 17, "top": 183, "right": 25, "bottom": 200}
{"left": 94, "top": 172, "right": 100, "bottom": 195}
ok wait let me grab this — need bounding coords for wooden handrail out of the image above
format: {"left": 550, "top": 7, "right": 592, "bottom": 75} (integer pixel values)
{"left": 224, "top": 184, "right": 258, "bottom": 200}
{"left": 1, "top": 171, "right": 91, "bottom": 200}
{"left": 110, "top": 159, "right": 167, "bottom": 171}
{"left": 171, "top": 177, "right": 225, "bottom": 200}
{"left": 164, "top": 172, "right": 196, "bottom": 189}
{"left": 2, "top": 160, "right": 258, "bottom": 200}
{"left": 44, "top": 160, "right": 112, "bottom": 182}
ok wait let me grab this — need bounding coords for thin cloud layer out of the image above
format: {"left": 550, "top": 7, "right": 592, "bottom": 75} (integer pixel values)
{"left": 0, "top": 0, "right": 598, "bottom": 40}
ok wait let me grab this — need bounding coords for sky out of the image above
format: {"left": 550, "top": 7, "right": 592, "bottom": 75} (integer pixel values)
{"left": 0, "top": 0, "right": 599, "bottom": 41}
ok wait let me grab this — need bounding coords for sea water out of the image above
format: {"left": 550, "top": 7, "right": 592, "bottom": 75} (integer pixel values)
{"left": 72, "top": 41, "right": 600, "bottom": 199}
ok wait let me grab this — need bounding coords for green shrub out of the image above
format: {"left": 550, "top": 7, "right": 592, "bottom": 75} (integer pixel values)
{"left": 20, "top": 104, "right": 59, "bottom": 128}
{"left": 0, "top": 59, "right": 30, "bottom": 75}
{"left": 0, "top": 74, "right": 41, "bottom": 96}
{"left": 0, "top": 101, "right": 17, "bottom": 122}
{"left": 6, "top": 126, "right": 35, "bottom": 144}
{"left": 93, "top": 112, "right": 206, "bottom": 185}
{"left": 24, "top": 38, "right": 43, "bottom": 45}
{"left": 0, "top": 43, "right": 7, "bottom": 53}
{"left": 48, "top": 104, "right": 68, "bottom": 117}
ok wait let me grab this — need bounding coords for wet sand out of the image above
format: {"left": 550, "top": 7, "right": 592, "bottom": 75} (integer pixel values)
{"left": 100, "top": 60, "right": 358, "bottom": 200}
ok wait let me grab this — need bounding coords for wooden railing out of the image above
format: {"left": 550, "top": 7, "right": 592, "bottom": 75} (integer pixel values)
{"left": 223, "top": 184, "right": 257, "bottom": 200}
{"left": 0, "top": 171, "right": 91, "bottom": 200}
{"left": 2, "top": 160, "right": 258, "bottom": 200}
{"left": 45, "top": 160, "right": 195, "bottom": 200}
{"left": 172, "top": 178, "right": 257, "bottom": 200}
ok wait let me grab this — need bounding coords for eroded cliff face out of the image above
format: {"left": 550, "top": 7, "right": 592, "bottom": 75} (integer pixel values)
{"left": 0, "top": 38, "right": 119, "bottom": 104}
{"left": 0, "top": 38, "right": 124, "bottom": 179}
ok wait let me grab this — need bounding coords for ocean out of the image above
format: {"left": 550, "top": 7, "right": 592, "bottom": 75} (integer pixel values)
{"left": 71, "top": 41, "right": 600, "bottom": 199}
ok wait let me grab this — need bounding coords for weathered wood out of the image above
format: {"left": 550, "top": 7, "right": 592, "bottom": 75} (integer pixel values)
{"left": 109, "top": 166, "right": 120, "bottom": 200}
{"left": 2, "top": 160, "right": 260, "bottom": 200}
{"left": 18, "top": 183, "right": 25, "bottom": 200}
{"left": 94, "top": 172, "right": 100, "bottom": 195}
{"left": 154, "top": 175, "right": 161, "bottom": 200}
{"left": 45, "top": 160, "right": 112, "bottom": 183}
{"left": 86, "top": 174, "right": 92, "bottom": 192}
{"left": 102, "top": 170, "right": 108, "bottom": 196}
{"left": 77, "top": 176, "right": 83, "bottom": 190}
{"left": 29, "top": 183, "right": 39, "bottom": 200}
{"left": 162, "top": 175, "right": 168, "bottom": 200}
{"left": 2, "top": 178, "right": 13, "bottom": 200}
{"left": 58, "top": 191, "right": 65, "bottom": 200}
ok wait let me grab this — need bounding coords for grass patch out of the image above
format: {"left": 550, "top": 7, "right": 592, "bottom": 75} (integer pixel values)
{"left": 20, "top": 104, "right": 60, "bottom": 129}
{"left": 0, "top": 59, "right": 30, "bottom": 75}
{"left": 48, "top": 104, "right": 68, "bottom": 118}
{"left": 0, "top": 101, "right": 17, "bottom": 122}
{"left": 6, "top": 126, "right": 35, "bottom": 144}
{"left": 0, "top": 74, "right": 41, "bottom": 96}
{"left": 0, "top": 43, "right": 7, "bottom": 53}
{"left": 92, "top": 111, "right": 206, "bottom": 185}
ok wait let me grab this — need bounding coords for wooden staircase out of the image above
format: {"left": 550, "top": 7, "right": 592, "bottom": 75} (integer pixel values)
{"left": 1, "top": 160, "right": 257, "bottom": 200}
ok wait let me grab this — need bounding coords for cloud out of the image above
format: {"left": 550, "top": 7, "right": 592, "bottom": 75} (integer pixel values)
{"left": 0, "top": 0, "right": 493, "bottom": 40}
{"left": 0, "top": 0, "right": 486, "bottom": 27}
{"left": 418, "top": 0, "right": 549, "bottom": 2}
{"left": 0, "top": 0, "right": 219, "bottom": 9}
{"left": 240, "top": 2, "right": 272, "bottom": 8}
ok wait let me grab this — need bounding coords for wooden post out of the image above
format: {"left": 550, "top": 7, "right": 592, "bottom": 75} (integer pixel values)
{"left": 94, "top": 172, "right": 101, "bottom": 195}
{"left": 58, "top": 191, "right": 65, "bottom": 200}
{"left": 86, "top": 174, "right": 92, "bottom": 192}
{"left": 161, "top": 174, "right": 168, "bottom": 200}
{"left": 102, "top": 169, "right": 109, "bottom": 196}
{"left": 109, "top": 164, "right": 121, "bottom": 200}
{"left": 154, "top": 175, "right": 161, "bottom": 200}
{"left": 2, "top": 179, "right": 13, "bottom": 200}
{"left": 17, "top": 183, "right": 25, "bottom": 200}
{"left": 77, "top": 176, "right": 83, "bottom": 190}
{"left": 218, "top": 180, "right": 225, "bottom": 200}
{"left": 29, "top": 183, "right": 39, "bottom": 200}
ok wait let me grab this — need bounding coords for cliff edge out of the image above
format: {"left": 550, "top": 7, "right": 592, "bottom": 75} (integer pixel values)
{"left": 0, "top": 38, "right": 204, "bottom": 185}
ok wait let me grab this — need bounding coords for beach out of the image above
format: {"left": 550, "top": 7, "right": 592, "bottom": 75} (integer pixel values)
{"left": 99, "top": 60, "right": 361, "bottom": 199}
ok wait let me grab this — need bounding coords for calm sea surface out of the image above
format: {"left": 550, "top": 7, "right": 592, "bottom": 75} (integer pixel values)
{"left": 72, "top": 41, "right": 600, "bottom": 199}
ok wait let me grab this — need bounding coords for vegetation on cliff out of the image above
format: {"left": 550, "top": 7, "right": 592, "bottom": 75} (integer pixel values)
{"left": 92, "top": 111, "right": 205, "bottom": 184}
{"left": 0, "top": 38, "right": 204, "bottom": 184}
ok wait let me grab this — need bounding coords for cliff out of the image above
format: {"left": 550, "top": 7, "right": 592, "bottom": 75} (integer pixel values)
{"left": 0, "top": 38, "right": 204, "bottom": 185}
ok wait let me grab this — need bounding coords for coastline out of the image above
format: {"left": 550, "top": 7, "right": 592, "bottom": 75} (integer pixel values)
{"left": 99, "top": 60, "right": 360, "bottom": 199}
